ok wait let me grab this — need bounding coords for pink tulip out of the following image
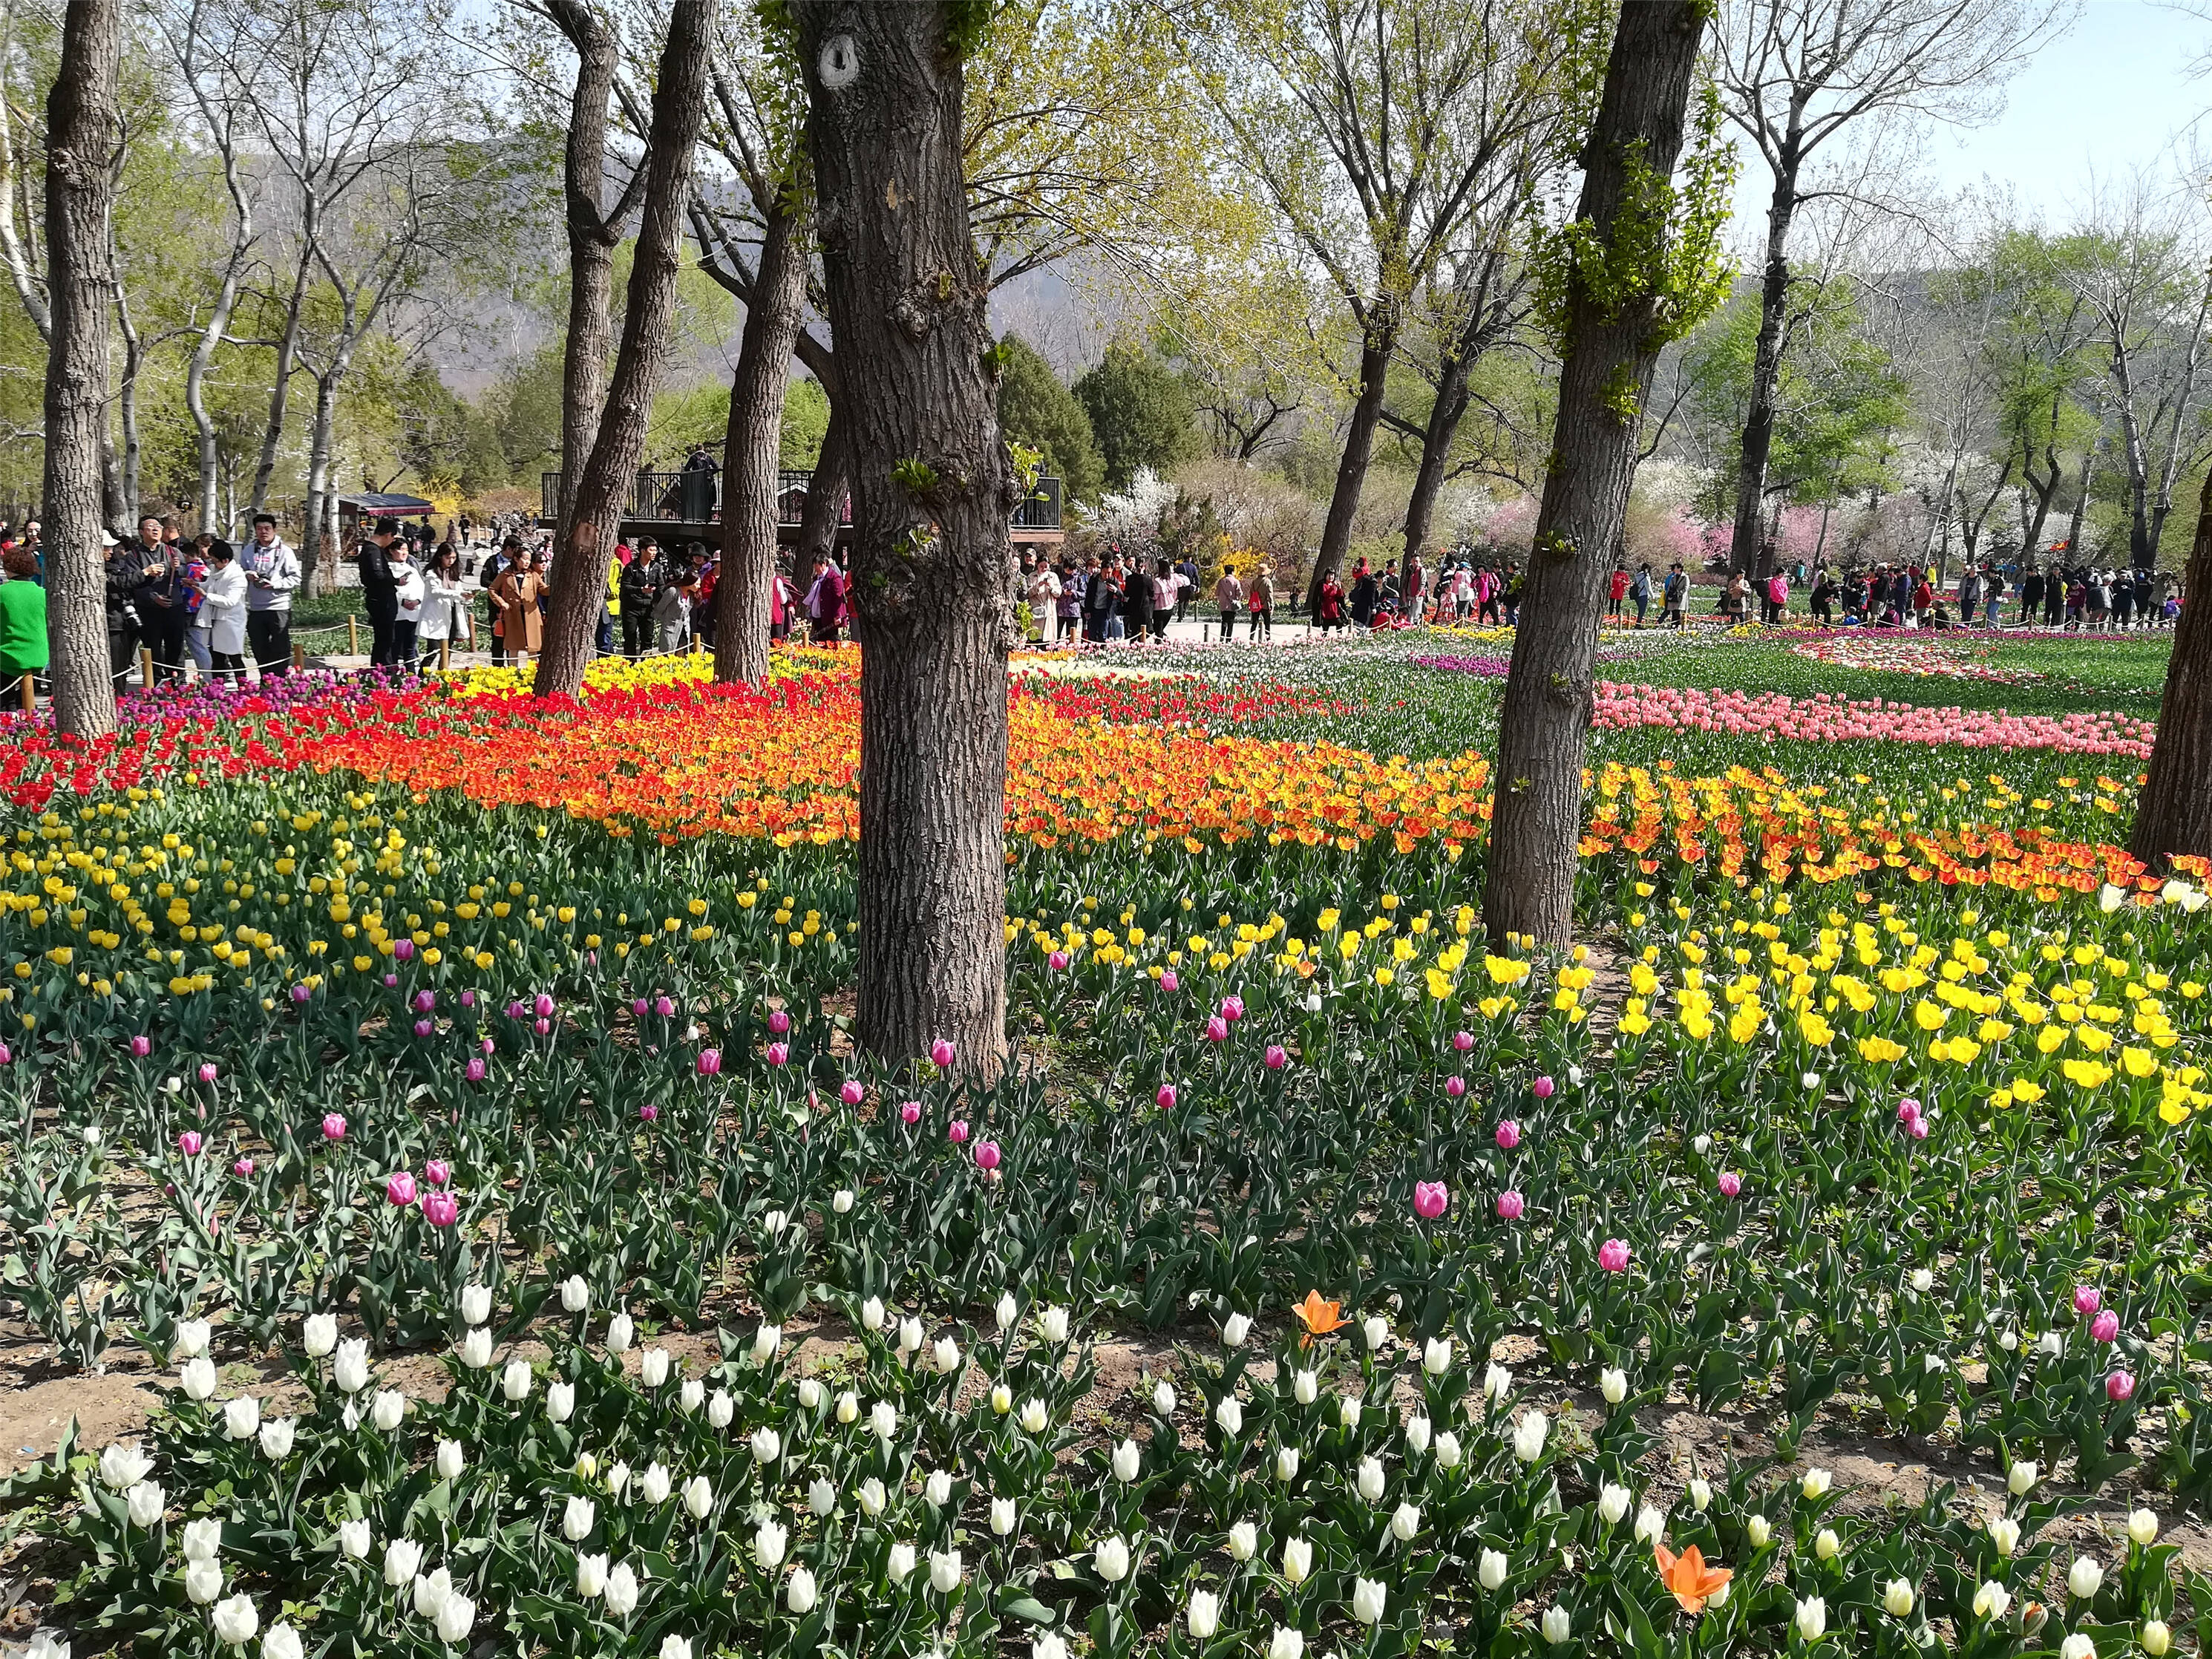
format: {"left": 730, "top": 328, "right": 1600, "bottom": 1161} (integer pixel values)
{"left": 1897, "top": 1098, "right": 1922, "bottom": 1124}
{"left": 291, "top": 984, "right": 312, "bottom": 1004}
{"left": 0, "top": 1042, "right": 10, "bottom": 1064}
{"left": 386, "top": 1171, "right": 417, "bottom": 1205}
{"left": 1444, "top": 1075, "right": 1466, "bottom": 1098}
{"left": 414, "top": 1019, "right": 434, "bottom": 1038}
{"left": 534, "top": 992, "right": 554, "bottom": 1018}
{"left": 413, "top": 990, "right": 436, "bottom": 1012}
{"left": 1494, "top": 1119, "right": 1520, "bottom": 1150}
{"left": 1156, "top": 1084, "right": 1177, "bottom": 1110}
{"left": 459, "top": 989, "right": 476, "bottom": 1007}
{"left": 1413, "top": 1180, "right": 1449, "bottom": 1220}
{"left": 425, "top": 1159, "right": 452, "bottom": 1188}
{"left": 1204, "top": 1015, "right": 1229, "bottom": 1043}
{"left": 840, "top": 1080, "right": 865, "bottom": 1106}
{"left": 421, "top": 1191, "right": 459, "bottom": 1228}
{"left": 2091, "top": 1310, "right": 2120, "bottom": 1343}
{"left": 655, "top": 995, "right": 674, "bottom": 1017}
{"left": 177, "top": 1131, "right": 203, "bottom": 1156}
{"left": 2073, "top": 1286, "right": 2101, "bottom": 1315}
{"left": 1597, "top": 1237, "right": 1631, "bottom": 1273}
{"left": 465, "top": 1058, "right": 486, "bottom": 1083}
{"left": 2107, "top": 1369, "right": 2136, "bottom": 1401}
{"left": 197, "top": 1062, "right": 218, "bottom": 1083}
{"left": 534, "top": 1018, "right": 551, "bottom": 1036}
{"left": 480, "top": 1037, "right": 495, "bottom": 1055}
{"left": 1718, "top": 1171, "right": 1742, "bottom": 1197}
{"left": 321, "top": 1113, "right": 347, "bottom": 1142}
{"left": 900, "top": 1101, "right": 923, "bottom": 1125}
{"left": 1047, "top": 950, "right": 1070, "bottom": 972}
{"left": 1159, "top": 970, "right": 1179, "bottom": 992}
{"left": 768, "top": 1009, "right": 791, "bottom": 1034}
{"left": 697, "top": 1049, "right": 722, "bottom": 1076}
{"left": 1220, "top": 995, "right": 1244, "bottom": 1023}
{"left": 930, "top": 1038, "right": 955, "bottom": 1068}
{"left": 1907, "top": 1114, "right": 1929, "bottom": 1141}
{"left": 1532, "top": 1076, "right": 1555, "bottom": 1099}
{"left": 947, "top": 1119, "right": 969, "bottom": 1145}
{"left": 130, "top": 1035, "right": 151, "bottom": 1057}
{"left": 233, "top": 1157, "right": 255, "bottom": 1177}
{"left": 633, "top": 997, "right": 650, "bottom": 1017}
{"left": 973, "top": 1140, "right": 1001, "bottom": 1171}
{"left": 382, "top": 974, "right": 398, "bottom": 988}
{"left": 1452, "top": 1030, "right": 1474, "bottom": 1053}
{"left": 639, "top": 1103, "right": 659, "bottom": 1123}
{"left": 394, "top": 938, "right": 414, "bottom": 961}
{"left": 1496, "top": 1190, "right": 1525, "bottom": 1220}
{"left": 766, "top": 1042, "right": 790, "bottom": 1067}
{"left": 1263, "top": 1044, "right": 1287, "bottom": 1070}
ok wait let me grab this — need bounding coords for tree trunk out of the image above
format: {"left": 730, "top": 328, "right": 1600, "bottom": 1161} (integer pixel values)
{"left": 2063, "top": 436, "right": 2095, "bottom": 560}
{"left": 1307, "top": 327, "right": 1393, "bottom": 606}
{"left": 1482, "top": 0, "right": 1710, "bottom": 951}
{"left": 1728, "top": 148, "right": 1802, "bottom": 574}
{"left": 249, "top": 252, "right": 309, "bottom": 516}
{"left": 714, "top": 206, "right": 805, "bottom": 686}
{"left": 532, "top": 0, "right": 712, "bottom": 699}
{"left": 2131, "top": 464, "right": 2212, "bottom": 866}
{"left": 114, "top": 266, "right": 143, "bottom": 517}
{"left": 41, "top": 0, "right": 122, "bottom": 739}
{"left": 793, "top": 0, "right": 1018, "bottom": 1079}
{"left": 1403, "top": 347, "right": 1473, "bottom": 566}
{"left": 544, "top": 0, "right": 621, "bottom": 538}
{"left": 795, "top": 389, "right": 850, "bottom": 586}
{"left": 302, "top": 371, "right": 340, "bottom": 594}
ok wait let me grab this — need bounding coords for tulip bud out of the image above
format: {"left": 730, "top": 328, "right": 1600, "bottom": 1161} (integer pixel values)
{"left": 929, "top": 1548, "right": 962, "bottom": 1594}
{"left": 1973, "top": 1581, "right": 2012, "bottom": 1620}
{"left": 1357, "top": 1456, "right": 1386, "bottom": 1502}
{"left": 887, "top": 1542, "right": 917, "bottom": 1586}
{"left": 1353, "top": 1577, "right": 1387, "bottom": 1624}
{"left": 753, "top": 1519, "right": 788, "bottom": 1571}
{"left": 1228, "top": 1520, "right": 1258, "bottom": 1561}
{"left": 606, "top": 1312, "right": 633, "bottom": 1355}
{"left": 1988, "top": 1516, "right": 2020, "bottom": 1557}
{"left": 1391, "top": 1501, "right": 1421, "bottom": 1542}
{"left": 1112, "top": 1439, "right": 1142, "bottom": 1483}
{"left": 1479, "top": 1547, "right": 1508, "bottom": 1590}
{"left": 1293, "top": 1369, "right": 1318, "bottom": 1405}
{"left": 859, "top": 1476, "right": 886, "bottom": 1517}
{"left": 1093, "top": 1534, "right": 1130, "bottom": 1583}
{"left": 2068, "top": 1557, "right": 2104, "bottom": 1600}
{"left": 1435, "top": 1430, "right": 1462, "bottom": 1468}
{"left": 1187, "top": 1589, "right": 1221, "bottom": 1639}
{"left": 560, "top": 1277, "right": 589, "bottom": 1314}
{"left": 1686, "top": 1477, "right": 1711, "bottom": 1513}
{"left": 1800, "top": 1467, "right": 1832, "bottom": 1499}
{"left": 809, "top": 1479, "right": 836, "bottom": 1518}
{"left": 926, "top": 1470, "right": 953, "bottom": 1507}
{"left": 1215, "top": 1396, "right": 1244, "bottom": 1436}
{"left": 1600, "top": 1367, "right": 1627, "bottom": 1405}
{"left": 2143, "top": 1622, "right": 2172, "bottom": 1656}
{"left": 1746, "top": 1514, "right": 1773, "bottom": 1547}
{"left": 371, "top": 1390, "right": 405, "bottom": 1432}
{"left": 502, "top": 1360, "right": 533, "bottom": 1402}
{"left": 2128, "top": 1508, "right": 2159, "bottom": 1546}
{"left": 1404, "top": 1413, "right": 1432, "bottom": 1456}
{"left": 1542, "top": 1606, "right": 1571, "bottom": 1645}
{"left": 1794, "top": 1596, "right": 1826, "bottom": 1640}
{"left": 1222, "top": 1312, "right": 1250, "bottom": 1348}
{"left": 1274, "top": 1444, "right": 1300, "bottom": 1482}
{"left": 1597, "top": 1482, "right": 1630, "bottom": 1525}
{"left": 1882, "top": 1579, "right": 1916, "bottom": 1618}
{"left": 1152, "top": 1381, "right": 1177, "bottom": 1417}
{"left": 547, "top": 1381, "right": 575, "bottom": 1424}
{"left": 1814, "top": 1528, "right": 1839, "bottom": 1560}
{"left": 1281, "top": 1537, "right": 1312, "bottom": 1584}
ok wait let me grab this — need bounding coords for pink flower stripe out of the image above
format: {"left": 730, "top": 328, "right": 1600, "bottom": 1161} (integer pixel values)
{"left": 1592, "top": 683, "right": 2154, "bottom": 758}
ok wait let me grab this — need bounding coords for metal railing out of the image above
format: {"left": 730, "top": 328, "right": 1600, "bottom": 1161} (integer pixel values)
{"left": 540, "top": 467, "right": 1064, "bottom": 531}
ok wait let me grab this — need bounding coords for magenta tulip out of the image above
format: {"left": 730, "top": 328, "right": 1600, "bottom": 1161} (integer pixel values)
{"left": 1159, "top": 969, "right": 1179, "bottom": 992}
{"left": 1452, "top": 1030, "right": 1474, "bottom": 1053}
{"left": 766, "top": 1042, "right": 789, "bottom": 1067}
{"left": 321, "top": 1113, "right": 347, "bottom": 1142}
{"left": 130, "top": 1035, "right": 151, "bottom": 1057}
{"left": 639, "top": 1103, "right": 659, "bottom": 1122}
{"left": 632, "top": 997, "right": 650, "bottom": 1017}
{"left": 0, "top": 1041, "right": 10, "bottom": 1064}
{"left": 394, "top": 938, "right": 414, "bottom": 961}
{"left": 1263, "top": 1044, "right": 1287, "bottom": 1070}
{"left": 1496, "top": 1190, "right": 1525, "bottom": 1220}
{"left": 480, "top": 1037, "right": 495, "bottom": 1055}
{"left": 1204, "top": 1016, "right": 1229, "bottom": 1043}
{"left": 386, "top": 1171, "right": 418, "bottom": 1206}
{"left": 841, "top": 1079, "right": 865, "bottom": 1106}
{"left": 1494, "top": 1119, "right": 1520, "bottom": 1151}
{"left": 974, "top": 1140, "right": 1001, "bottom": 1171}
{"left": 655, "top": 995, "right": 675, "bottom": 1017}
{"left": 697, "top": 1049, "right": 722, "bottom": 1076}
{"left": 900, "top": 1101, "right": 923, "bottom": 1125}
{"left": 2091, "top": 1310, "right": 2120, "bottom": 1343}
{"left": 768, "top": 1009, "right": 791, "bottom": 1034}
{"left": 198, "top": 1062, "right": 218, "bottom": 1084}
{"left": 291, "top": 984, "right": 312, "bottom": 1004}
{"left": 1717, "top": 1171, "right": 1743, "bottom": 1198}
{"left": 947, "top": 1120, "right": 969, "bottom": 1145}
{"left": 1413, "top": 1180, "right": 1449, "bottom": 1220}
{"left": 1532, "top": 1075, "right": 1555, "bottom": 1099}
{"left": 2073, "top": 1286, "right": 2101, "bottom": 1315}
{"left": 1156, "top": 1084, "right": 1177, "bottom": 1110}
{"left": 233, "top": 1157, "right": 255, "bottom": 1177}
{"left": 1048, "top": 950, "right": 1070, "bottom": 972}
{"left": 413, "top": 1019, "right": 434, "bottom": 1038}
{"left": 534, "top": 992, "right": 554, "bottom": 1018}
{"left": 425, "top": 1159, "right": 451, "bottom": 1188}
{"left": 421, "top": 1191, "right": 459, "bottom": 1228}
{"left": 413, "top": 990, "right": 436, "bottom": 1012}
{"left": 1907, "top": 1114, "right": 1929, "bottom": 1141}
{"left": 1220, "top": 995, "right": 1244, "bottom": 1023}
{"left": 382, "top": 974, "right": 398, "bottom": 988}
{"left": 1896, "top": 1098, "right": 1922, "bottom": 1124}
{"left": 1444, "top": 1075, "right": 1466, "bottom": 1098}
{"left": 459, "top": 989, "right": 476, "bottom": 1007}
{"left": 930, "top": 1038, "right": 955, "bottom": 1068}
{"left": 2107, "top": 1369, "right": 2136, "bottom": 1401}
{"left": 177, "top": 1130, "right": 203, "bottom": 1156}
{"left": 534, "top": 1017, "right": 551, "bottom": 1036}
{"left": 1597, "top": 1237, "right": 1631, "bottom": 1272}
{"left": 465, "top": 1058, "right": 486, "bottom": 1083}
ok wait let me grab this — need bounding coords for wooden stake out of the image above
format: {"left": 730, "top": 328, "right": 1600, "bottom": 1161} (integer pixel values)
{"left": 19, "top": 672, "right": 33, "bottom": 712}
{"left": 439, "top": 636, "right": 451, "bottom": 671}
{"left": 347, "top": 615, "right": 359, "bottom": 656}
{"left": 292, "top": 641, "right": 305, "bottom": 672}
{"left": 140, "top": 646, "right": 154, "bottom": 689}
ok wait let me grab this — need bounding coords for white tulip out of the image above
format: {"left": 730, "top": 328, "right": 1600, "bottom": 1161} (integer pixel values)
{"left": 1747, "top": 1514, "right": 1773, "bottom": 1546}
{"left": 787, "top": 1564, "right": 818, "bottom": 1614}
{"left": 929, "top": 1548, "right": 962, "bottom": 1594}
{"left": 751, "top": 1426, "right": 780, "bottom": 1465}
{"left": 754, "top": 1519, "right": 788, "bottom": 1571}
{"left": 870, "top": 1401, "right": 897, "bottom": 1441}
{"left": 1039, "top": 1306, "right": 1070, "bottom": 1344}
{"left": 708, "top": 1390, "right": 734, "bottom": 1429}
{"left": 763, "top": 1210, "right": 788, "bottom": 1236}
{"left": 683, "top": 1476, "right": 713, "bottom": 1520}
{"left": 1483, "top": 1361, "right": 1513, "bottom": 1403}
{"left": 1228, "top": 1520, "right": 1258, "bottom": 1560}
{"left": 638, "top": 1347, "right": 670, "bottom": 1389}
{"left": 560, "top": 1275, "right": 589, "bottom": 1313}
{"left": 1353, "top": 1576, "right": 1387, "bottom": 1624}
{"left": 1275, "top": 1445, "right": 1300, "bottom": 1482}
{"left": 575, "top": 1553, "right": 608, "bottom": 1598}
{"left": 382, "top": 1539, "right": 422, "bottom": 1587}
{"left": 660, "top": 1639, "right": 692, "bottom": 1659}
{"left": 1293, "top": 1369, "right": 1318, "bottom": 1405}
{"left": 1686, "top": 1477, "right": 1712, "bottom": 1512}
{"left": 1357, "top": 1456, "right": 1386, "bottom": 1502}
{"left": 2038, "top": 1331, "right": 2064, "bottom": 1357}
{"left": 1339, "top": 1395, "right": 1362, "bottom": 1429}
{"left": 1282, "top": 1536, "right": 1312, "bottom": 1584}
{"left": 1362, "top": 1314, "right": 1389, "bottom": 1352}
{"left": 1989, "top": 1516, "right": 2021, "bottom": 1556}
{"left": 1391, "top": 1501, "right": 1421, "bottom": 1542}
{"left": 1215, "top": 1396, "right": 1244, "bottom": 1436}
{"left": 925, "top": 1470, "right": 953, "bottom": 1507}
{"left": 995, "top": 1292, "right": 1019, "bottom": 1332}
{"left": 411, "top": 1566, "right": 452, "bottom": 1618}
{"left": 1814, "top": 1528, "right": 1839, "bottom": 1560}
{"left": 932, "top": 1336, "right": 961, "bottom": 1376}
{"left": 22, "top": 1631, "right": 63, "bottom": 1659}
{"left": 1424, "top": 1337, "right": 1452, "bottom": 1375}
{"left": 186, "top": 1560, "right": 224, "bottom": 1606}
{"left": 183, "top": 1516, "right": 223, "bottom": 1562}
{"left": 2143, "top": 1621, "right": 2172, "bottom": 1656}
{"left": 257, "top": 1418, "right": 294, "bottom": 1461}
{"left": 1093, "top": 1534, "right": 1130, "bottom": 1583}
{"left": 547, "top": 1381, "right": 575, "bottom": 1424}
{"left": 262, "top": 1621, "right": 304, "bottom": 1659}
{"left": 607, "top": 1462, "right": 629, "bottom": 1498}
{"left": 125, "top": 1480, "right": 164, "bottom": 1529}
{"left": 1600, "top": 1367, "right": 1627, "bottom": 1405}
{"left": 1152, "top": 1381, "right": 1177, "bottom": 1417}
{"left": 1113, "top": 1439, "right": 1142, "bottom": 1483}
{"left": 1794, "top": 1596, "right": 1827, "bottom": 1640}
{"left": 1973, "top": 1580, "right": 2012, "bottom": 1620}
{"left": 1271, "top": 1628, "right": 1306, "bottom": 1659}
{"left": 458, "top": 1327, "right": 492, "bottom": 1370}
{"left": 460, "top": 1284, "right": 492, "bottom": 1326}
{"left": 860, "top": 1297, "right": 886, "bottom": 1332}
{"left": 833, "top": 1188, "right": 855, "bottom": 1214}
{"left": 2061, "top": 1638, "right": 2096, "bottom": 1659}
{"left": 606, "top": 1312, "right": 633, "bottom": 1355}
{"left": 990, "top": 1496, "right": 1018, "bottom": 1536}
{"left": 1222, "top": 1312, "right": 1251, "bottom": 1348}
{"left": 1542, "top": 1606, "right": 1571, "bottom": 1645}
{"left": 1479, "top": 1547, "right": 1508, "bottom": 1590}
{"left": 1882, "top": 1579, "right": 1916, "bottom": 1618}
{"left": 1187, "top": 1588, "right": 1221, "bottom": 1639}
{"left": 897, "top": 1318, "right": 923, "bottom": 1359}
{"left": 1435, "top": 1431, "right": 1463, "bottom": 1468}
{"left": 752, "top": 1324, "right": 782, "bottom": 1365}
{"left": 2068, "top": 1557, "right": 2104, "bottom": 1600}
{"left": 563, "top": 1496, "right": 596, "bottom": 1541}
{"left": 99, "top": 1442, "right": 153, "bottom": 1491}
{"left": 1512, "top": 1410, "right": 1549, "bottom": 1462}
{"left": 210, "top": 1592, "right": 258, "bottom": 1647}
{"left": 603, "top": 1562, "right": 638, "bottom": 1617}
{"left": 435, "top": 1593, "right": 474, "bottom": 1644}
{"left": 1800, "top": 1467, "right": 1832, "bottom": 1499}
{"left": 859, "top": 1477, "right": 886, "bottom": 1517}
{"left": 1405, "top": 1414, "right": 1432, "bottom": 1456}
{"left": 371, "top": 1390, "right": 405, "bottom": 1433}
{"left": 887, "top": 1542, "right": 917, "bottom": 1586}
{"left": 2128, "top": 1508, "right": 2160, "bottom": 1546}
{"left": 1021, "top": 1398, "right": 1050, "bottom": 1434}
{"left": 221, "top": 1397, "right": 261, "bottom": 1442}
{"left": 338, "top": 1518, "right": 370, "bottom": 1560}
{"left": 304, "top": 1315, "right": 341, "bottom": 1361}
{"left": 180, "top": 1357, "right": 217, "bottom": 1401}
{"left": 1597, "top": 1482, "right": 1630, "bottom": 1525}
{"left": 810, "top": 1478, "right": 837, "bottom": 1519}
{"left": 174, "top": 1319, "right": 211, "bottom": 1359}
{"left": 431, "top": 1439, "right": 462, "bottom": 1482}
{"left": 1635, "top": 1505, "right": 1666, "bottom": 1544}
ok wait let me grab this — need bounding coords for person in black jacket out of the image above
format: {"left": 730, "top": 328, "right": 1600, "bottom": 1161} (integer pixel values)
{"left": 102, "top": 531, "right": 143, "bottom": 684}
{"left": 620, "top": 537, "right": 662, "bottom": 658}
{"left": 356, "top": 516, "right": 402, "bottom": 667}
{"left": 127, "top": 513, "right": 189, "bottom": 682}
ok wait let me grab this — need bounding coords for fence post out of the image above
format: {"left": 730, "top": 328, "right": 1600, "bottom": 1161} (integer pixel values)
{"left": 140, "top": 647, "right": 154, "bottom": 690}
{"left": 439, "top": 637, "right": 451, "bottom": 671}
{"left": 292, "top": 641, "right": 305, "bottom": 672}
{"left": 19, "top": 672, "right": 33, "bottom": 712}
{"left": 347, "top": 615, "right": 359, "bottom": 656}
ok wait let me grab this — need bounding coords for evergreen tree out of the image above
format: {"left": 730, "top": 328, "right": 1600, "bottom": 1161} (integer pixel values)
{"left": 1074, "top": 339, "right": 1197, "bottom": 491}
{"left": 996, "top": 335, "right": 1103, "bottom": 501}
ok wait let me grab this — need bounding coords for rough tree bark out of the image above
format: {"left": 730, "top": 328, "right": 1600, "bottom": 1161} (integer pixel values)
{"left": 1483, "top": 0, "right": 1712, "bottom": 950}
{"left": 2131, "top": 465, "right": 2212, "bottom": 867}
{"left": 42, "top": 0, "right": 122, "bottom": 739}
{"left": 532, "top": 0, "right": 713, "bottom": 698}
{"left": 713, "top": 207, "right": 806, "bottom": 685}
{"left": 1727, "top": 135, "right": 1802, "bottom": 572}
{"left": 1306, "top": 329, "right": 1393, "bottom": 606}
{"left": 791, "top": 0, "right": 1017, "bottom": 1078}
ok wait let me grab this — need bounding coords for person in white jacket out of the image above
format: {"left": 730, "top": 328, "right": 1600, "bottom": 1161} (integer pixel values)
{"left": 389, "top": 542, "right": 425, "bottom": 674}
{"left": 196, "top": 542, "right": 249, "bottom": 683}
{"left": 414, "top": 543, "right": 475, "bottom": 670}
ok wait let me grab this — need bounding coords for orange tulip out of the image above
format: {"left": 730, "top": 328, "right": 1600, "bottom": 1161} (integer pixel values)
{"left": 1291, "top": 1289, "right": 1345, "bottom": 1346}
{"left": 1654, "top": 1544, "right": 1731, "bottom": 1614}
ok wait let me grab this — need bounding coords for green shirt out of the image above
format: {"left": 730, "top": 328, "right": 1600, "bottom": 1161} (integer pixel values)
{"left": 0, "top": 579, "right": 49, "bottom": 676}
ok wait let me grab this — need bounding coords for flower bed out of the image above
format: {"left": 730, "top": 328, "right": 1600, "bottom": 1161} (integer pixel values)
{"left": 1790, "top": 637, "right": 2045, "bottom": 683}
{"left": 1593, "top": 683, "right": 2154, "bottom": 758}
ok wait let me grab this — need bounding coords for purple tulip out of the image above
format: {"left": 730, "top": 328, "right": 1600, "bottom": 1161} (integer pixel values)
{"left": 414, "top": 1019, "right": 434, "bottom": 1038}
{"left": 382, "top": 974, "right": 397, "bottom": 988}
{"left": 459, "top": 989, "right": 476, "bottom": 1008}
{"left": 465, "top": 1057, "right": 486, "bottom": 1083}
{"left": 393, "top": 939, "right": 414, "bottom": 961}
{"left": 130, "top": 1035, "right": 151, "bottom": 1058}
{"left": 413, "top": 990, "right": 436, "bottom": 1012}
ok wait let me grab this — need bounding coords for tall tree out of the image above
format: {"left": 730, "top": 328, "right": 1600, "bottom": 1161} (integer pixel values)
{"left": 1483, "top": 5, "right": 1732, "bottom": 950}
{"left": 2133, "top": 463, "right": 2212, "bottom": 867}
{"left": 1195, "top": 0, "right": 1609, "bottom": 604}
{"left": 41, "top": 0, "right": 122, "bottom": 739}
{"left": 790, "top": 0, "right": 1018, "bottom": 1079}
{"left": 533, "top": 0, "right": 713, "bottom": 697}
{"left": 997, "top": 334, "right": 1102, "bottom": 502}
{"left": 1074, "top": 338, "right": 1195, "bottom": 491}
{"left": 1715, "top": 0, "right": 2067, "bottom": 571}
